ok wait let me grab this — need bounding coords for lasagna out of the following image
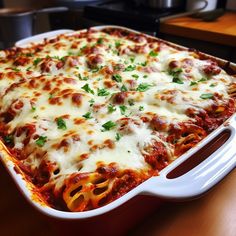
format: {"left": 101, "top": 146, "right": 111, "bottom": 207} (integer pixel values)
{"left": 0, "top": 27, "right": 235, "bottom": 212}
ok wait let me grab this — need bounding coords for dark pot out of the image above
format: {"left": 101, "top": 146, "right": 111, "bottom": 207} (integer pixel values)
{"left": 0, "top": 7, "right": 68, "bottom": 48}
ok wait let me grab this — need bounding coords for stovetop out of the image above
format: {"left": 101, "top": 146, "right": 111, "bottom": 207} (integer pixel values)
{"left": 84, "top": 1, "right": 184, "bottom": 32}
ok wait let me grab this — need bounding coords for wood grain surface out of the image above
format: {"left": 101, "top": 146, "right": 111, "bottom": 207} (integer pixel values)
{"left": 0, "top": 161, "right": 235, "bottom": 236}
{"left": 160, "top": 12, "right": 236, "bottom": 47}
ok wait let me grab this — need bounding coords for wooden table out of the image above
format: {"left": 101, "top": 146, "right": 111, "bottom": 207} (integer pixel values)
{"left": 131, "top": 169, "right": 236, "bottom": 236}
{"left": 0, "top": 160, "right": 236, "bottom": 236}
{"left": 160, "top": 12, "right": 236, "bottom": 47}
{"left": 159, "top": 11, "right": 236, "bottom": 63}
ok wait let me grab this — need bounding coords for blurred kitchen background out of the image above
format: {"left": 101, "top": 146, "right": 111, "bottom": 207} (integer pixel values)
{"left": 0, "top": 0, "right": 235, "bottom": 62}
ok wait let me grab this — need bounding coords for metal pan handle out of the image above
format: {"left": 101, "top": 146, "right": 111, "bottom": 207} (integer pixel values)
{"left": 142, "top": 118, "right": 236, "bottom": 199}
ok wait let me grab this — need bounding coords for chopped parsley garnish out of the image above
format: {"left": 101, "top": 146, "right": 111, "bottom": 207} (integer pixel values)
{"left": 130, "top": 57, "right": 135, "bottom": 63}
{"left": 51, "top": 55, "right": 65, "bottom": 61}
{"left": 82, "top": 112, "right": 93, "bottom": 119}
{"left": 102, "top": 121, "right": 116, "bottom": 131}
{"left": 26, "top": 66, "right": 32, "bottom": 71}
{"left": 121, "top": 84, "right": 128, "bottom": 92}
{"left": 169, "top": 68, "right": 183, "bottom": 85}
{"left": 97, "top": 88, "right": 110, "bottom": 96}
{"left": 190, "top": 81, "right": 198, "bottom": 86}
{"left": 81, "top": 84, "right": 94, "bottom": 94}
{"left": 128, "top": 99, "right": 135, "bottom": 106}
{"left": 172, "top": 77, "right": 184, "bottom": 84}
{"left": 115, "top": 133, "right": 122, "bottom": 141}
{"left": 97, "top": 38, "right": 103, "bottom": 44}
{"left": 12, "top": 67, "right": 20, "bottom": 72}
{"left": 108, "top": 104, "right": 116, "bottom": 113}
{"left": 78, "top": 73, "right": 89, "bottom": 81}
{"left": 169, "top": 68, "right": 183, "bottom": 77}
{"left": 3, "top": 135, "right": 13, "bottom": 144}
{"left": 139, "top": 106, "right": 144, "bottom": 111}
{"left": 33, "top": 58, "right": 42, "bottom": 66}
{"left": 112, "top": 74, "right": 122, "bottom": 82}
{"left": 124, "top": 65, "right": 136, "bottom": 72}
{"left": 35, "top": 136, "right": 47, "bottom": 147}
{"left": 115, "top": 41, "right": 121, "bottom": 48}
{"left": 210, "top": 83, "right": 217, "bottom": 87}
{"left": 49, "top": 93, "right": 54, "bottom": 99}
{"left": 149, "top": 51, "right": 158, "bottom": 57}
{"left": 200, "top": 93, "right": 214, "bottom": 99}
{"left": 67, "top": 51, "right": 74, "bottom": 56}
{"left": 136, "top": 83, "right": 152, "bottom": 92}
{"left": 119, "top": 105, "right": 127, "bottom": 115}
{"left": 31, "top": 106, "right": 36, "bottom": 112}
{"left": 140, "top": 61, "right": 147, "bottom": 67}
{"left": 198, "top": 77, "right": 208, "bottom": 82}
{"left": 91, "top": 67, "right": 100, "bottom": 73}
{"left": 132, "top": 74, "right": 139, "bottom": 79}
{"left": 112, "top": 49, "right": 119, "bottom": 55}
{"left": 143, "top": 75, "right": 148, "bottom": 78}
{"left": 88, "top": 99, "right": 95, "bottom": 107}
{"left": 57, "top": 118, "right": 67, "bottom": 130}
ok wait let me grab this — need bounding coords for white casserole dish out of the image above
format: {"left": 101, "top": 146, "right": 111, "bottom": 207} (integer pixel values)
{"left": 0, "top": 25, "right": 236, "bottom": 220}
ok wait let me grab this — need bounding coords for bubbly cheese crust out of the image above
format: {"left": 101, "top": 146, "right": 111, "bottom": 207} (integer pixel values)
{"left": 0, "top": 28, "right": 235, "bottom": 212}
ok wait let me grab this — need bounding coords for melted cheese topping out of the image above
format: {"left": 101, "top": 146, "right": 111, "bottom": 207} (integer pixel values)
{"left": 0, "top": 28, "right": 235, "bottom": 196}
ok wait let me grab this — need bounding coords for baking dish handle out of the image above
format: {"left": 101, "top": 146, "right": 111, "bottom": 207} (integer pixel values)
{"left": 142, "top": 120, "right": 236, "bottom": 199}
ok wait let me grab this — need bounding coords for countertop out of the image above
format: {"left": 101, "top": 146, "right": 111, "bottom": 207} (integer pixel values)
{"left": 160, "top": 12, "right": 236, "bottom": 47}
{"left": 0, "top": 161, "right": 235, "bottom": 236}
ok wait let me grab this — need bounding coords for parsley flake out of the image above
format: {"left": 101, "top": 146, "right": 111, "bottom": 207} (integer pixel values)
{"left": 97, "top": 38, "right": 103, "bottom": 45}
{"left": 57, "top": 118, "right": 67, "bottom": 130}
{"left": 33, "top": 58, "right": 42, "bottom": 66}
{"left": 149, "top": 51, "right": 158, "bottom": 57}
{"left": 49, "top": 93, "right": 54, "bottom": 99}
{"left": 115, "top": 133, "right": 122, "bottom": 141}
{"left": 132, "top": 74, "right": 139, "bottom": 79}
{"left": 12, "top": 67, "right": 20, "bottom": 72}
{"left": 31, "top": 106, "right": 36, "bottom": 112}
{"left": 115, "top": 41, "right": 121, "bottom": 48}
{"left": 88, "top": 99, "right": 95, "bottom": 107}
{"left": 190, "top": 81, "right": 198, "bottom": 86}
{"left": 81, "top": 84, "right": 94, "bottom": 94}
{"left": 78, "top": 73, "right": 89, "bottom": 81}
{"left": 112, "top": 74, "right": 122, "bottom": 83}
{"left": 128, "top": 99, "right": 135, "bottom": 106}
{"left": 119, "top": 105, "right": 127, "bottom": 115}
{"left": 108, "top": 104, "right": 116, "bottom": 113}
{"left": 198, "top": 77, "right": 208, "bottom": 83}
{"left": 140, "top": 61, "right": 147, "bottom": 67}
{"left": 35, "top": 136, "right": 47, "bottom": 147}
{"left": 102, "top": 121, "right": 116, "bottom": 131}
{"left": 121, "top": 84, "right": 128, "bottom": 92}
{"left": 125, "top": 65, "right": 136, "bottom": 72}
{"left": 210, "top": 83, "right": 217, "bottom": 87}
{"left": 130, "top": 57, "right": 135, "bottom": 63}
{"left": 200, "top": 93, "right": 214, "bottom": 99}
{"left": 97, "top": 88, "right": 110, "bottom": 96}
{"left": 139, "top": 106, "right": 144, "bottom": 111}
{"left": 136, "top": 83, "right": 152, "bottom": 92}
{"left": 169, "top": 68, "right": 183, "bottom": 77}
{"left": 82, "top": 112, "right": 93, "bottom": 119}
{"left": 172, "top": 77, "right": 184, "bottom": 84}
